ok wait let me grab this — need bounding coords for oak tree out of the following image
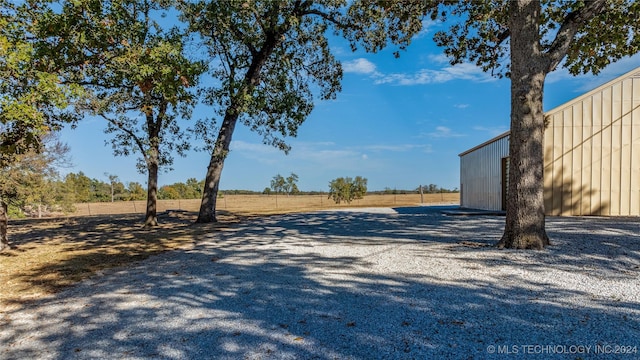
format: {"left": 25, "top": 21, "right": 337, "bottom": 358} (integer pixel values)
{"left": 349, "top": 0, "right": 640, "bottom": 249}
{"left": 434, "top": 0, "right": 640, "bottom": 249}
{"left": 1, "top": 1, "right": 80, "bottom": 250}
{"left": 328, "top": 176, "right": 367, "bottom": 204}
{"left": 286, "top": 173, "right": 300, "bottom": 195}
{"left": 182, "top": 0, "right": 344, "bottom": 223}
{"left": 39, "top": 0, "right": 206, "bottom": 226}
{"left": 270, "top": 174, "right": 287, "bottom": 195}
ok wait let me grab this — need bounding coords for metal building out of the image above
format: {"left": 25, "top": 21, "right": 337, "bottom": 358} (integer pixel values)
{"left": 459, "top": 66, "right": 640, "bottom": 216}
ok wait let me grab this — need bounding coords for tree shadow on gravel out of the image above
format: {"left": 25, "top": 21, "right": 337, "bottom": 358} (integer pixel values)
{"left": 0, "top": 211, "right": 238, "bottom": 307}
{"left": 2, "top": 207, "right": 639, "bottom": 359}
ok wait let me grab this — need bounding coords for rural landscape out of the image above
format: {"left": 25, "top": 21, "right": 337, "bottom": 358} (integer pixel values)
{"left": 2, "top": 0, "right": 640, "bottom": 359}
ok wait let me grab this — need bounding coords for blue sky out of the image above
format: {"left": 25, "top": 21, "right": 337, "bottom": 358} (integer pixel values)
{"left": 58, "top": 24, "right": 640, "bottom": 192}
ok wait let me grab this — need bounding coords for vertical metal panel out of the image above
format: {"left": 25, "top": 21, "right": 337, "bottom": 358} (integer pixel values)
{"left": 562, "top": 106, "right": 574, "bottom": 215}
{"left": 543, "top": 112, "right": 555, "bottom": 213}
{"left": 572, "top": 103, "right": 584, "bottom": 215}
{"left": 591, "top": 91, "right": 603, "bottom": 215}
{"left": 459, "top": 134, "right": 509, "bottom": 211}
{"left": 581, "top": 96, "right": 593, "bottom": 216}
{"left": 620, "top": 78, "right": 633, "bottom": 215}
{"left": 631, "top": 76, "right": 640, "bottom": 216}
{"left": 545, "top": 111, "right": 564, "bottom": 215}
{"left": 601, "top": 86, "right": 613, "bottom": 215}
{"left": 610, "top": 82, "right": 622, "bottom": 215}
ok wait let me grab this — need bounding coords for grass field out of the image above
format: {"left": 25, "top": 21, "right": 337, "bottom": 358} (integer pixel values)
{"left": 70, "top": 193, "right": 460, "bottom": 216}
{"left": 1, "top": 193, "right": 458, "bottom": 311}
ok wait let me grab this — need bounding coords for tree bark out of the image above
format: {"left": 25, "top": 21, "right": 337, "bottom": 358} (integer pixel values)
{"left": 0, "top": 201, "right": 8, "bottom": 251}
{"left": 497, "top": 0, "right": 550, "bottom": 249}
{"left": 144, "top": 157, "right": 159, "bottom": 227}
{"left": 196, "top": 30, "right": 284, "bottom": 223}
{"left": 196, "top": 111, "right": 239, "bottom": 223}
{"left": 144, "top": 109, "right": 161, "bottom": 227}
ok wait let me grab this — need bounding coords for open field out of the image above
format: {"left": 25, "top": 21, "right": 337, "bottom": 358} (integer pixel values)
{"left": 1, "top": 194, "right": 458, "bottom": 310}
{"left": 69, "top": 193, "right": 459, "bottom": 217}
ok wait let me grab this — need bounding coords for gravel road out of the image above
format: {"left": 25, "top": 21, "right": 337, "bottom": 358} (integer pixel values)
{"left": 2, "top": 206, "right": 639, "bottom": 360}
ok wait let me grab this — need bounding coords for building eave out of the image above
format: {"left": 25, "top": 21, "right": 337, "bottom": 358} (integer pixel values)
{"left": 458, "top": 130, "right": 510, "bottom": 157}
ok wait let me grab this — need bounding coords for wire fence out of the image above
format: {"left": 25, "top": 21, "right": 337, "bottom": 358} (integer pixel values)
{"left": 69, "top": 193, "right": 460, "bottom": 217}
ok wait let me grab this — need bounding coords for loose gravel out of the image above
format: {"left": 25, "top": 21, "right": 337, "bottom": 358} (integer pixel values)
{"left": 1, "top": 206, "right": 639, "bottom": 360}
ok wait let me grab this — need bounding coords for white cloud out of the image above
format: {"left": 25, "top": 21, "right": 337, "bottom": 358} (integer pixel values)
{"left": 343, "top": 58, "right": 378, "bottom": 75}
{"left": 454, "top": 103, "right": 470, "bottom": 109}
{"left": 425, "top": 126, "right": 466, "bottom": 138}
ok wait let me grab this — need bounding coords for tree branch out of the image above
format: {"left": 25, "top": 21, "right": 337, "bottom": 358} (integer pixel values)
{"left": 300, "top": 8, "right": 347, "bottom": 29}
{"left": 544, "top": 0, "right": 607, "bottom": 72}
{"left": 100, "top": 113, "right": 148, "bottom": 162}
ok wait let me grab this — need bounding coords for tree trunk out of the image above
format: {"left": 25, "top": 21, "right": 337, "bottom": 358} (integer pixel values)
{"left": 497, "top": 0, "right": 550, "bottom": 249}
{"left": 0, "top": 201, "right": 9, "bottom": 251}
{"left": 144, "top": 159, "right": 159, "bottom": 227}
{"left": 196, "top": 112, "right": 239, "bottom": 223}
{"left": 195, "top": 29, "right": 283, "bottom": 224}
{"left": 144, "top": 109, "right": 162, "bottom": 227}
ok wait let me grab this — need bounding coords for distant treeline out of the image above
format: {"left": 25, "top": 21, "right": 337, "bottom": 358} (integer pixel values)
{"left": 369, "top": 185, "right": 459, "bottom": 195}
{"left": 62, "top": 173, "right": 458, "bottom": 202}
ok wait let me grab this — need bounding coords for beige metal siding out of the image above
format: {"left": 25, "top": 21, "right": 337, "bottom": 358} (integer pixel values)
{"left": 543, "top": 70, "right": 640, "bottom": 216}
{"left": 459, "top": 134, "right": 509, "bottom": 210}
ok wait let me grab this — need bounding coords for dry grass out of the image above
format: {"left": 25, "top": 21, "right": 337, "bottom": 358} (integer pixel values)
{"left": 0, "top": 194, "right": 458, "bottom": 311}
{"left": 70, "top": 193, "right": 459, "bottom": 216}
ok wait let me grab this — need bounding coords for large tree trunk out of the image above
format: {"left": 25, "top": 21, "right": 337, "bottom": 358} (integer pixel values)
{"left": 0, "top": 201, "right": 8, "bottom": 252}
{"left": 497, "top": 0, "right": 550, "bottom": 249}
{"left": 196, "top": 112, "right": 239, "bottom": 223}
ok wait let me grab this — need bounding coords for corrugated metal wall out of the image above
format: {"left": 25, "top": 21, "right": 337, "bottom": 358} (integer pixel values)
{"left": 544, "top": 70, "right": 640, "bottom": 216}
{"left": 459, "top": 134, "right": 509, "bottom": 210}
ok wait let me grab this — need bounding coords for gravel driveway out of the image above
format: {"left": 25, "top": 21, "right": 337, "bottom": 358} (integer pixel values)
{"left": 2, "top": 206, "right": 639, "bottom": 360}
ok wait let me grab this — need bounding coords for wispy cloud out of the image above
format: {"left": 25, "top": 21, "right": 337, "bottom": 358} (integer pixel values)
{"left": 344, "top": 58, "right": 496, "bottom": 86}
{"left": 473, "top": 126, "right": 509, "bottom": 137}
{"left": 413, "top": 19, "right": 441, "bottom": 39}
{"left": 454, "top": 103, "right": 470, "bottom": 109}
{"left": 231, "top": 140, "right": 278, "bottom": 153}
{"left": 343, "top": 58, "right": 379, "bottom": 75}
{"left": 365, "top": 144, "right": 433, "bottom": 153}
{"left": 231, "top": 140, "right": 437, "bottom": 169}
{"left": 424, "top": 126, "right": 466, "bottom": 138}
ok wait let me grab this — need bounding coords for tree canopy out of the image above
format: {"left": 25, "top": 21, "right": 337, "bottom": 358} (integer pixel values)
{"left": 0, "top": 0, "right": 82, "bottom": 167}
{"left": 328, "top": 176, "right": 367, "bottom": 204}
